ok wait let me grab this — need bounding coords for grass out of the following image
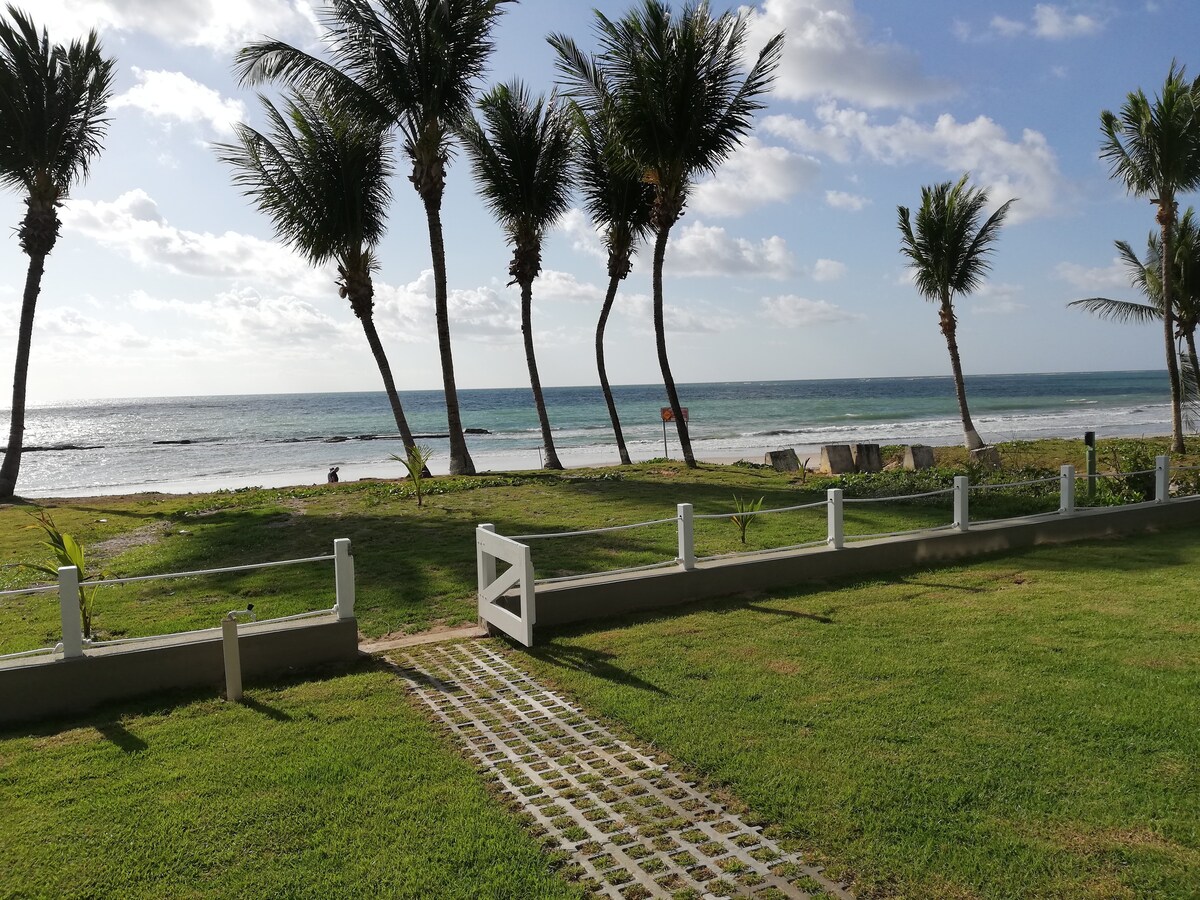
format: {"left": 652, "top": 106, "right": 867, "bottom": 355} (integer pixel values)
{"left": 521, "top": 526, "right": 1200, "bottom": 899}
{"left": 0, "top": 662, "right": 579, "bottom": 900}
{"left": 1, "top": 437, "right": 1195, "bottom": 654}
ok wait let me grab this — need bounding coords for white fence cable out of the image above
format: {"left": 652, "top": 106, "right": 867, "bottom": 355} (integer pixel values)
{"left": 969, "top": 476, "right": 1060, "bottom": 491}
{"left": 693, "top": 499, "right": 826, "bottom": 521}
{"left": 0, "top": 583, "right": 59, "bottom": 598}
{"left": 79, "top": 553, "right": 335, "bottom": 587}
{"left": 511, "top": 517, "right": 677, "bottom": 541}
{"left": 842, "top": 488, "right": 954, "bottom": 504}
{"left": 535, "top": 559, "right": 680, "bottom": 585}
{"left": 0, "top": 646, "right": 57, "bottom": 662}
{"left": 845, "top": 523, "right": 957, "bottom": 542}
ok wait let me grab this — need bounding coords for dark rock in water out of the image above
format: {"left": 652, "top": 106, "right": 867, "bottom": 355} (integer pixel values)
{"left": 5, "top": 443, "right": 104, "bottom": 453}
{"left": 465, "top": 428, "right": 491, "bottom": 435}
{"left": 324, "top": 436, "right": 349, "bottom": 443}
{"left": 355, "top": 434, "right": 376, "bottom": 441}
{"left": 153, "top": 439, "right": 193, "bottom": 445}
{"left": 413, "top": 433, "right": 450, "bottom": 439}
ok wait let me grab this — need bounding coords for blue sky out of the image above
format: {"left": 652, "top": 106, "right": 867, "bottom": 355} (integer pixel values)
{"left": 0, "top": 0, "right": 1194, "bottom": 403}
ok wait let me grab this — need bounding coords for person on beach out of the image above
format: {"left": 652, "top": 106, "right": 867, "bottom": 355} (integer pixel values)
{"left": 327, "top": 466, "right": 339, "bottom": 483}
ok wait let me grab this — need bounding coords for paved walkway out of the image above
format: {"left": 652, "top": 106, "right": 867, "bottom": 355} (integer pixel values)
{"left": 394, "top": 641, "right": 853, "bottom": 900}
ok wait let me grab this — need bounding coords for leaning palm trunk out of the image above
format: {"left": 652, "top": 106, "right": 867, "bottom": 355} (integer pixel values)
{"left": 357, "top": 311, "right": 418, "bottom": 452}
{"left": 597, "top": 270, "right": 631, "bottom": 466}
{"left": 1161, "top": 214, "right": 1186, "bottom": 452}
{"left": 422, "top": 193, "right": 476, "bottom": 475}
{"left": 940, "top": 297, "right": 984, "bottom": 451}
{"left": 520, "top": 280, "right": 562, "bottom": 470}
{"left": 0, "top": 250, "right": 47, "bottom": 498}
{"left": 652, "top": 226, "right": 695, "bottom": 467}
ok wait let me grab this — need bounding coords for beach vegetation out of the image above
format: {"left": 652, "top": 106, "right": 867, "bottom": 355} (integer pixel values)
{"left": 236, "top": 0, "right": 516, "bottom": 477}
{"left": 729, "top": 494, "right": 764, "bottom": 543}
{"left": 390, "top": 444, "right": 435, "bottom": 507}
{"left": 215, "top": 93, "right": 423, "bottom": 456}
{"left": 897, "top": 174, "right": 1014, "bottom": 452}
{"left": 548, "top": 37, "right": 655, "bottom": 467}
{"left": 1100, "top": 61, "right": 1200, "bottom": 454}
{"left": 0, "top": 8, "right": 115, "bottom": 500}
{"left": 460, "top": 80, "right": 576, "bottom": 471}
{"left": 21, "top": 509, "right": 105, "bottom": 638}
{"left": 555, "top": 1, "right": 784, "bottom": 469}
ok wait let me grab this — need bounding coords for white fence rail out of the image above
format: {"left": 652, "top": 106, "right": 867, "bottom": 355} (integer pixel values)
{"left": 0, "top": 538, "right": 355, "bottom": 664}
{"left": 477, "top": 455, "right": 1191, "bottom": 644}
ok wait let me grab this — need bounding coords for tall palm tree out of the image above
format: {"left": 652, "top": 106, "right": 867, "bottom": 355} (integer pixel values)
{"left": 0, "top": 7, "right": 114, "bottom": 500}
{"left": 1100, "top": 61, "right": 1200, "bottom": 453}
{"left": 1070, "top": 210, "right": 1200, "bottom": 411}
{"left": 554, "top": 1, "right": 783, "bottom": 468}
{"left": 460, "top": 81, "right": 575, "bottom": 470}
{"left": 897, "top": 175, "right": 1014, "bottom": 451}
{"left": 237, "top": 0, "right": 514, "bottom": 475}
{"left": 548, "top": 42, "right": 653, "bottom": 465}
{"left": 215, "top": 92, "right": 421, "bottom": 455}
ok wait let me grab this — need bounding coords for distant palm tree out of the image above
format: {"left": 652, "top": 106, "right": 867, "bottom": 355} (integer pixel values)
{"left": 460, "top": 81, "right": 575, "bottom": 470}
{"left": 0, "top": 7, "right": 114, "bottom": 500}
{"left": 237, "top": 0, "right": 514, "bottom": 475}
{"left": 898, "top": 175, "right": 1014, "bottom": 451}
{"left": 216, "top": 93, "right": 421, "bottom": 455}
{"left": 548, "top": 40, "right": 653, "bottom": 465}
{"left": 555, "top": 1, "right": 783, "bottom": 468}
{"left": 1100, "top": 61, "right": 1200, "bottom": 453}
{"left": 1070, "top": 210, "right": 1200, "bottom": 413}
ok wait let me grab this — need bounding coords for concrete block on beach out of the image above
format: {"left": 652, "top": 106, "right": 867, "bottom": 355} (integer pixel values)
{"left": 904, "top": 445, "right": 935, "bottom": 470}
{"left": 853, "top": 444, "right": 883, "bottom": 473}
{"left": 764, "top": 448, "right": 801, "bottom": 472}
{"left": 820, "top": 444, "right": 855, "bottom": 474}
{"left": 970, "top": 445, "right": 1001, "bottom": 468}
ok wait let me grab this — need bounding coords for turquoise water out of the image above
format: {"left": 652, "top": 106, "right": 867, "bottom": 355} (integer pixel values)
{"left": 3, "top": 370, "right": 1172, "bottom": 496}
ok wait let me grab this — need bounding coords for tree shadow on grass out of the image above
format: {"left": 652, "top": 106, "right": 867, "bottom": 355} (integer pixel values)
{"left": 528, "top": 641, "right": 670, "bottom": 697}
{"left": 95, "top": 721, "right": 148, "bottom": 754}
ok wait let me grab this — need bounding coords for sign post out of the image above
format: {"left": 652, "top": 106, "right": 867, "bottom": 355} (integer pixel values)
{"left": 660, "top": 407, "right": 689, "bottom": 459}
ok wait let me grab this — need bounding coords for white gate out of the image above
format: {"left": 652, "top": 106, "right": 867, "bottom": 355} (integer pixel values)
{"left": 476, "top": 525, "right": 535, "bottom": 647}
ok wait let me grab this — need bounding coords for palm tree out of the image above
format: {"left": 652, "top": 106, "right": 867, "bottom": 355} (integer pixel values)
{"left": 0, "top": 7, "right": 114, "bottom": 500}
{"left": 1100, "top": 61, "right": 1200, "bottom": 453}
{"left": 215, "top": 92, "right": 421, "bottom": 456}
{"left": 554, "top": 1, "right": 783, "bottom": 468}
{"left": 897, "top": 175, "right": 1014, "bottom": 451}
{"left": 548, "top": 43, "right": 653, "bottom": 466}
{"left": 460, "top": 81, "right": 575, "bottom": 470}
{"left": 1070, "top": 210, "right": 1200, "bottom": 412}
{"left": 237, "top": 0, "right": 514, "bottom": 475}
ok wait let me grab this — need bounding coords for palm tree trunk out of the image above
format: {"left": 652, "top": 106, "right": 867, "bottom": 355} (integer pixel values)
{"left": 652, "top": 226, "right": 696, "bottom": 467}
{"left": 521, "top": 280, "right": 562, "bottom": 470}
{"left": 1187, "top": 330, "right": 1200, "bottom": 402}
{"left": 597, "top": 272, "right": 631, "bottom": 465}
{"left": 940, "top": 296, "right": 984, "bottom": 451}
{"left": 357, "top": 312, "right": 417, "bottom": 452}
{"left": 1161, "top": 215, "right": 1186, "bottom": 453}
{"left": 422, "top": 193, "right": 476, "bottom": 475}
{"left": 0, "top": 251, "right": 47, "bottom": 499}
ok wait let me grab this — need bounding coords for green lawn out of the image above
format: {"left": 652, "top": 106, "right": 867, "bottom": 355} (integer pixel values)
{"left": 0, "top": 663, "right": 578, "bottom": 900}
{"left": 522, "top": 527, "right": 1200, "bottom": 899}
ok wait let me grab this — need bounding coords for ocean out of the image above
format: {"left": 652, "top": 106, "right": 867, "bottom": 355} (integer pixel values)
{"left": 1, "top": 370, "right": 1174, "bottom": 497}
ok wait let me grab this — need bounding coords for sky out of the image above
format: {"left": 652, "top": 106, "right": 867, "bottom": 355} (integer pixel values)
{"left": 0, "top": 0, "right": 1195, "bottom": 404}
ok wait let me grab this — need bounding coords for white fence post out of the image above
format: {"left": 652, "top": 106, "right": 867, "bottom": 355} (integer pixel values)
{"left": 222, "top": 614, "right": 243, "bottom": 702}
{"left": 333, "top": 538, "right": 355, "bottom": 620}
{"left": 677, "top": 503, "right": 695, "bottom": 570}
{"left": 1059, "top": 465, "right": 1075, "bottom": 516}
{"left": 953, "top": 476, "right": 970, "bottom": 532}
{"left": 477, "top": 524, "right": 497, "bottom": 631}
{"left": 57, "top": 566, "right": 83, "bottom": 659}
{"left": 1156, "top": 455, "right": 1170, "bottom": 503}
{"left": 827, "top": 488, "right": 844, "bottom": 549}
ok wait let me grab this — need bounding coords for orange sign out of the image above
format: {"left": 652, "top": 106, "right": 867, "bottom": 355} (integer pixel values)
{"left": 660, "top": 407, "right": 689, "bottom": 422}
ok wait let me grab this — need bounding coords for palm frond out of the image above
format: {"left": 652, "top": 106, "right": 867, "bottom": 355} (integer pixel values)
{"left": 1067, "top": 296, "right": 1161, "bottom": 324}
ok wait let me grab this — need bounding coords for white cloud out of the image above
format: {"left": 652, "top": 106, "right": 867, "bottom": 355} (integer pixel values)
{"left": 764, "top": 103, "right": 1063, "bottom": 221}
{"left": 825, "top": 189, "right": 870, "bottom": 211}
{"left": 743, "top": 0, "right": 953, "bottom": 108}
{"left": 537, "top": 270, "right": 605, "bottom": 305}
{"left": 1055, "top": 258, "right": 1130, "bottom": 291}
{"left": 967, "top": 282, "right": 1028, "bottom": 315}
{"left": 32, "top": 0, "right": 320, "bottom": 53}
{"left": 983, "top": 4, "right": 1105, "bottom": 39}
{"left": 616, "top": 293, "right": 738, "bottom": 334}
{"left": 759, "top": 295, "right": 861, "bottom": 327}
{"left": 61, "top": 190, "right": 328, "bottom": 293}
{"left": 559, "top": 208, "right": 608, "bottom": 262}
{"left": 812, "top": 258, "right": 847, "bottom": 282}
{"left": 666, "top": 221, "right": 794, "bottom": 278}
{"left": 691, "top": 137, "right": 820, "bottom": 217}
{"left": 374, "top": 270, "right": 520, "bottom": 343}
{"left": 112, "top": 68, "right": 246, "bottom": 136}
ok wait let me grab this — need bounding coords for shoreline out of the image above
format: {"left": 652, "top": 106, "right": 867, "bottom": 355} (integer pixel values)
{"left": 11, "top": 433, "right": 1167, "bottom": 502}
